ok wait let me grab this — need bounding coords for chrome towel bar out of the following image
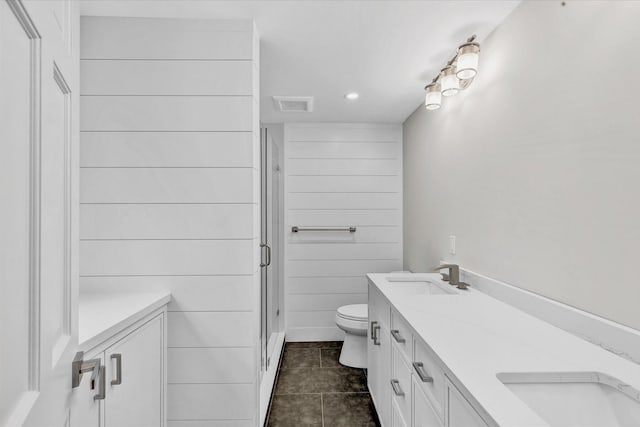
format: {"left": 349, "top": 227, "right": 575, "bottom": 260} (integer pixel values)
{"left": 291, "top": 226, "right": 356, "bottom": 233}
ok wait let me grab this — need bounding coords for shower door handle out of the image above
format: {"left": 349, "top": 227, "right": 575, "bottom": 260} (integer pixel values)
{"left": 260, "top": 243, "right": 272, "bottom": 268}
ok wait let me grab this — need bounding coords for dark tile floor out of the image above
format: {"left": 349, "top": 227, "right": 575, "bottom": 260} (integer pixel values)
{"left": 266, "top": 341, "right": 381, "bottom": 427}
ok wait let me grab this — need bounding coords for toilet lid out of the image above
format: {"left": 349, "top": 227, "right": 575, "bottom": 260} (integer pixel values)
{"left": 337, "top": 304, "right": 368, "bottom": 321}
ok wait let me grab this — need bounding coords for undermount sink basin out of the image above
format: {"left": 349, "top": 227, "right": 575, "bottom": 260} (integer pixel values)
{"left": 498, "top": 372, "right": 640, "bottom": 427}
{"left": 385, "top": 277, "right": 456, "bottom": 295}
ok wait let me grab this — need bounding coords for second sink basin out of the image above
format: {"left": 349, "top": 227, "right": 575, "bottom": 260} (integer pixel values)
{"left": 497, "top": 372, "right": 640, "bottom": 427}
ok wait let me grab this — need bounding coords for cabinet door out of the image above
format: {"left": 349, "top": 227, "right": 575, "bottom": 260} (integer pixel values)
{"left": 368, "top": 284, "right": 392, "bottom": 427}
{"left": 413, "top": 377, "right": 443, "bottom": 427}
{"left": 368, "top": 319, "right": 392, "bottom": 427}
{"left": 446, "top": 380, "right": 488, "bottom": 427}
{"left": 105, "top": 316, "right": 164, "bottom": 427}
{"left": 367, "top": 308, "right": 380, "bottom": 403}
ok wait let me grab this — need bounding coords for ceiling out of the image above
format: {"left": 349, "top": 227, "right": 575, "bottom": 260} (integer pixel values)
{"left": 80, "top": 0, "right": 520, "bottom": 124}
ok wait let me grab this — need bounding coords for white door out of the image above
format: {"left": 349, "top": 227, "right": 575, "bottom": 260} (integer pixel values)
{"left": 0, "top": 0, "right": 79, "bottom": 425}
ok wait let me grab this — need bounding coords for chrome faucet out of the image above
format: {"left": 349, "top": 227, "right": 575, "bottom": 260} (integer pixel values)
{"left": 431, "top": 264, "right": 469, "bottom": 290}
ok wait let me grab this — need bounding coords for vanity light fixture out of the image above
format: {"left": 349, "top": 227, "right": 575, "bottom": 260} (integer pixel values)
{"left": 440, "top": 65, "right": 459, "bottom": 97}
{"left": 423, "top": 35, "right": 480, "bottom": 110}
{"left": 345, "top": 92, "right": 359, "bottom": 100}
{"left": 456, "top": 42, "right": 480, "bottom": 80}
{"left": 424, "top": 83, "right": 442, "bottom": 110}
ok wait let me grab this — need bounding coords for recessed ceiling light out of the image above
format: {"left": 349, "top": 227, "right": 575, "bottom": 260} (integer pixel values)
{"left": 345, "top": 92, "right": 359, "bottom": 100}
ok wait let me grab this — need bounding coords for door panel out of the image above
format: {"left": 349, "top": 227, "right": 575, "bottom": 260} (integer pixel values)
{"left": 0, "top": 1, "right": 39, "bottom": 422}
{"left": 0, "top": 0, "right": 79, "bottom": 425}
{"left": 42, "top": 62, "right": 72, "bottom": 368}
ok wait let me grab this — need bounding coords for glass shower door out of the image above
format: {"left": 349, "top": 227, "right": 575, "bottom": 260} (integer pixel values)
{"left": 260, "top": 127, "right": 281, "bottom": 373}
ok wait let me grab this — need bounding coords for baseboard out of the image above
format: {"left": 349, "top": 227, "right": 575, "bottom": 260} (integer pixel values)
{"left": 461, "top": 267, "right": 640, "bottom": 364}
{"left": 286, "top": 326, "right": 345, "bottom": 342}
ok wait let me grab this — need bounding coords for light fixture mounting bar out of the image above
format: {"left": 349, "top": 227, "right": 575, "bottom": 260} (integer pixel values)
{"left": 427, "top": 34, "right": 477, "bottom": 86}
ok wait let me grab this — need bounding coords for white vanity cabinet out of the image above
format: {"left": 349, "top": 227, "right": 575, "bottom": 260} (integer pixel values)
{"left": 71, "top": 297, "right": 168, "bottom": 427}
{"left": 368, "top": 280, "right": 492, "bottom": 427}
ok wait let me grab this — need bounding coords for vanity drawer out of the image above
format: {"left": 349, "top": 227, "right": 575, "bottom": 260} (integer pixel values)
{"left": 413, "top": 338, "right": 446, "bottom": 421}
{"left": 390, "top": 309, "right": 412, "bottom": 363}
{"left": 391, "top": 342, "right": 412, "bottom": 424}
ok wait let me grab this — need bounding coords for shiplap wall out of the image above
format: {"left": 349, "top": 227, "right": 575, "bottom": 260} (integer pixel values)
{"left": 284, "top": 123, "right": 403, "bottom": 341}
{"left": 80, "top": 17, "right": 260, "bottom": 426}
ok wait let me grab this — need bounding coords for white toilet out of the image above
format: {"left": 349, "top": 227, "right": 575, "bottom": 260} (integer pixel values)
{"left": 335, "top": 304, "right": 368, "bottom": 368}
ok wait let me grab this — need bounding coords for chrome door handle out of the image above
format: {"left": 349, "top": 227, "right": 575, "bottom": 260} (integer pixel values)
{"left": 111, "top": 353, "right": 122, "bottom": 385}
{"left": 391, "top": 329, "right": 406, "bottom": 343}
{"left": 72, "top": 351, "right": 101, "bottom": 390}
{"left": 413, "top": 362, "right": 434, "bottom": 383}
{"left": 370, "top": 321, "right": 378, "bottom": 340}
{"left": 94, "top": 365, "right": 105, "bottom": 401}
{"left": 390, "top": 379, "right": 405, "bottom": 397}
{"left": 373, "top": 325, "right": 381, "bottom": 346}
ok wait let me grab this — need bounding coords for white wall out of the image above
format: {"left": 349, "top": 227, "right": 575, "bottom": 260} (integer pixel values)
{"left": 80, "top": 17, "right": 260, "bottom": 425}
{"left": 403, "top": 1, "right": 640, "bottom": 330}
{"left": 284, "top": 123, "right": 403, "bottom": 341}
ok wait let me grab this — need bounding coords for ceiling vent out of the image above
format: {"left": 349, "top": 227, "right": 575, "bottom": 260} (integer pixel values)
{"left": 272, "top": 96, "right": 314, "bottom": 113}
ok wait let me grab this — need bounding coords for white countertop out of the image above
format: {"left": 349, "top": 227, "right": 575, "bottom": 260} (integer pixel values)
{"left": 79, "top": 291, "right": 171, "bottom": 351}
{"left": 368, "top": 273, "right": 640, "bottom": 427}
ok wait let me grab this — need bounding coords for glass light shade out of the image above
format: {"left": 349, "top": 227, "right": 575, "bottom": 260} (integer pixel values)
{"left": 440, "top": 65, "right": 459, "bottom": 97}
{"left": 456, "top": 43, "right": 480, "bottom": 80}
{"left": 424, "top": 83, "right": 441, "bottom": 110}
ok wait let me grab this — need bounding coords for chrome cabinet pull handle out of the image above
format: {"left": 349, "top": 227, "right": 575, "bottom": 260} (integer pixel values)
{"left": 413, "top": 362, "right": 434, "bottom": 383}
{"left": 373, "top": 325, "right": 381, "bottom": 346}
{"left": 390, "top": 379, "right": 405, "bottom": 397}
{"left": 111, "top": 353, "right": 122, "bottom": 386}
{"left": 259, "top": 243, "right": 271, "bottom": 267}
{"left": 370, "top": 321, "right": 378, "bottom": 340}
{"left": 266, "top": 244, "right": 271, "bottom": 266}
{"left": 260, "top": 243, "right": 266, "bottom": 267}
{"left": 391, "top": 329, "right": 406, "bottom": 343}
{"left": 94, "top": 365, "right": 106, "bottom": 401}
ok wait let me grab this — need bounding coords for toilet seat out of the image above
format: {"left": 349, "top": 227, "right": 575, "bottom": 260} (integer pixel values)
{"left": 336, "top": 304, "right": 368, "bottom": 322}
